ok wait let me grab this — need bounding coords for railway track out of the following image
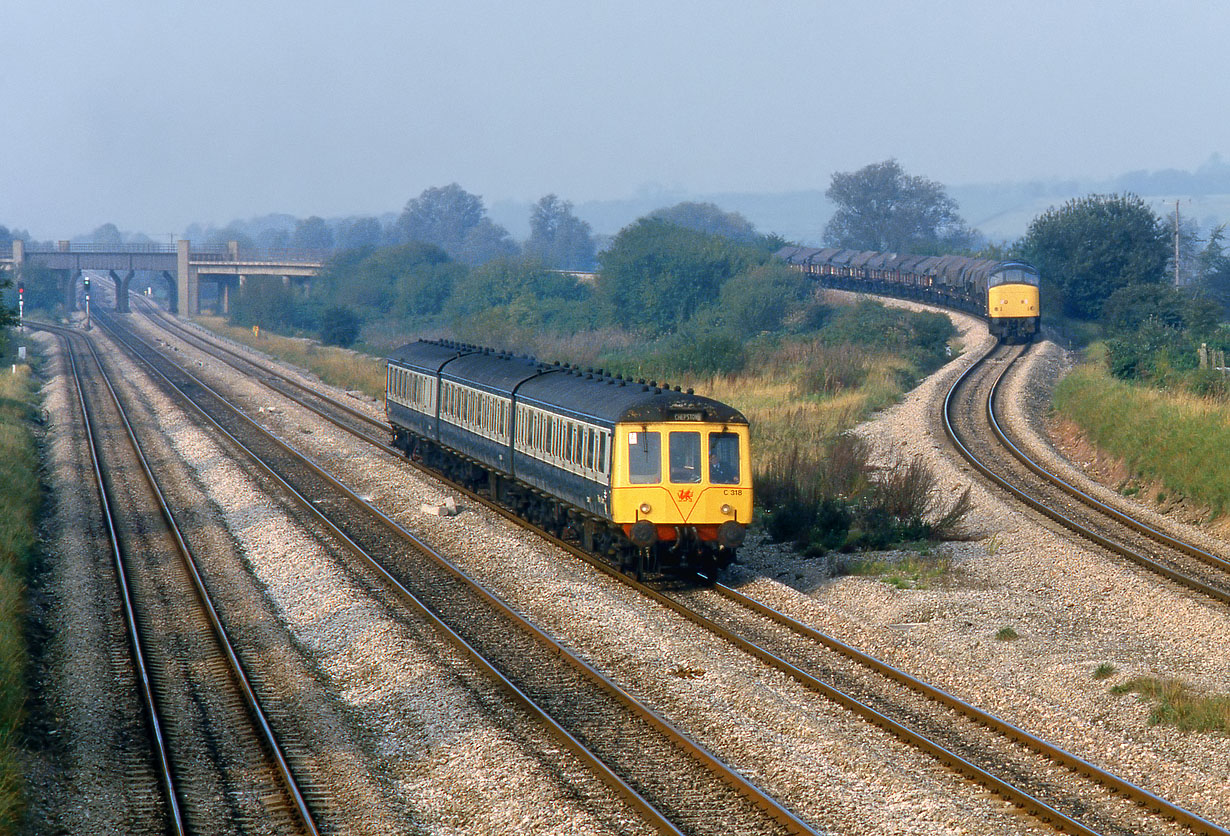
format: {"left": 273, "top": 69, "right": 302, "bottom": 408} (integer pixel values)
{"left": 121, "top": 300, "right": 1230, "bottom": 835}
{"left": 96, "top": 306, "right": 817, "bottom": 836}
{"left": 38, "top": 322, "right": 319, "bottom": 835}
{"left": 946, "top": 343, "right": 1230, "bottom": 608}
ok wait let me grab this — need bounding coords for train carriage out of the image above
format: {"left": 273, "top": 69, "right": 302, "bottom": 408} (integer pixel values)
{"left": 386, "top": 340, "right": 752, "bottom": 577}
{"left": 776, "top": 246, "right": 1040, "bottom": 343}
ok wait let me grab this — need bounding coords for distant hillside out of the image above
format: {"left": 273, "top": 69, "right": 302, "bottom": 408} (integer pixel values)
{"left": 491, "top": 155, "right": 1230, "bottom": 248}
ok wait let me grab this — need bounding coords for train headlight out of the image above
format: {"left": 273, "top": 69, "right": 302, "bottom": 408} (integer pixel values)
{"left": 720, "top": 504, "right": 733, "bottom": 515}
{"left": 639, "top": 502, "right": 652, "bottom": 515}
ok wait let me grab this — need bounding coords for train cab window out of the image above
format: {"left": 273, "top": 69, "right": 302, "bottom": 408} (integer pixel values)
{"left": 989, "top": 268, "right": 1039, "bottom": 288}
{"left": 669, "top": 432, "right": 701, "bottom": 483}
{"left": 628, "top": 431, "right": 661, "bottom": 484}
{"left": 709, "top": 432, "right": 741, "bottom": 484}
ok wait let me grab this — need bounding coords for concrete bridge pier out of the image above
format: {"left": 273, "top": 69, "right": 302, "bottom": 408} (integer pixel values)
{"left": 161, "top": 271, "right": 179, "bottom": 314}
{"left": 176, "top": 239, "right": 196, "bottom": 317}
{"left": 110, "top": 268, "right": 135, "bottom": 312}
{"left": 64, "top": 268, "right": 82, "bottom": 312}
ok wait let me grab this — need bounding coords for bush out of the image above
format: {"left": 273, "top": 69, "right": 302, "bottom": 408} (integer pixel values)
{"left": 756, "top": 436, "right": 971, "bottom": 554}
{"left": 319, "top": 305, "right": 360, "bottom": 347}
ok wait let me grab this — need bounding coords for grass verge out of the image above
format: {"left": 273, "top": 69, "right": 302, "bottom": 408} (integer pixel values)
{"left": 1053, "top": 348, "right": 1230, "bottom": 516}
{"left": 0, "top": 361, "right": 40, "bottom": 829}
{"left": 194, "top": 316, "right": 387, "bottom": 399}
{"left": 1111, "top": 677, "right": 1230, "bottom": 734}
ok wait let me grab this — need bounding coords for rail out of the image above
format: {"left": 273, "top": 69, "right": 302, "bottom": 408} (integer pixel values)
{"left": 132, "top": 299, "right": 1230, "bottom": 836}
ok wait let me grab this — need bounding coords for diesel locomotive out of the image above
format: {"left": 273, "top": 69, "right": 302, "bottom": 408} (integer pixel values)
{"left": 776, "top": 246, "right": 1041, "bottom": 343}
{"left": 386, "top": 340, "right": 752, "bottom": 578}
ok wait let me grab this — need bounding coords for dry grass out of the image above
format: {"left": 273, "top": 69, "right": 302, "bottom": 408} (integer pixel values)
{"left": 1111, "top": 677, "right": 1230, "bottom": 734}
{"left": 686, "top": 346, "right": 910, "bottom": 486}
{"left": 0, "top": 362, "right": 39, "bottom": 829}
{"left": 195, "top": 317, "right": 388, "bottom": 398}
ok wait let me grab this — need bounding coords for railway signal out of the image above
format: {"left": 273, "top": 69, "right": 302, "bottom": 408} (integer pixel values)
{"left": 16, "top": 281, "right": 22, "bottom": 330}
{"left": 83, "top": 274, "right": 91, "bottom": 329}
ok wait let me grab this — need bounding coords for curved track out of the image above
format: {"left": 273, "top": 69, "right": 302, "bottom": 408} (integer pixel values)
{"left": 946, "top": 343, "right": 1230, "bottom": 607}
{"left": 121, "top": 299, "right": 1230, "bottom": 836}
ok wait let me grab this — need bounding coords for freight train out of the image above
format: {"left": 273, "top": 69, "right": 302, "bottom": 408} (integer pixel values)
{"left": 775, "top": 246, "right": 1040, "bottom": 343}
{"left": 386, "top": 340, "right": 752, "bottom": 578}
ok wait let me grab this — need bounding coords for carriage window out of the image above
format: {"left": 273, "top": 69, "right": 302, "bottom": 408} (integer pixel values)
{"left": 628, "top": 431, "right": 661, "bottom": 484}
{"left": 669, "top": 432, "right": 701, "bottom": 483}
{"left": 709, "top": 432, "right": 741, "bottom": 484}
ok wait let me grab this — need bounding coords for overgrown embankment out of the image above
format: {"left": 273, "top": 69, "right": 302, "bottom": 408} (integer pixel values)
{"left": 1053, "top": 348, "right": 1230, "bottom": 517}
{"left": 0, "top": 362, "right": 40, "bottom": 829}
{"left": 195, "top": 296, "right": 971, "bottom": 555}
{"left": 196, "top": 317, "right": 387, "bottom": 398}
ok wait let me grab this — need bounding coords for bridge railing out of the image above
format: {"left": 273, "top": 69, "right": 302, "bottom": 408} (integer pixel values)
{"left": 23, "top": 242, "right": 329, "bottom": 264}
{"left": 25, "top": 242, "right": 179, "bottom": 254}
{"left": 190, "top": 247, "right": 331, "bottom": 264}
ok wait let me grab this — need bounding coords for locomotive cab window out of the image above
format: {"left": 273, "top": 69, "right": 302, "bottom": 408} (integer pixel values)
{"left": 709, "top": 432, "right": 740, "bottom": 484}
{"left": 669, "top": 431, "right": 701, "bottom": 483}
{"left": 628, "top": 431, "right": 661, "bottom": 484}
{"left": 989, "top": 268, "right": 1039, "bottom": 288}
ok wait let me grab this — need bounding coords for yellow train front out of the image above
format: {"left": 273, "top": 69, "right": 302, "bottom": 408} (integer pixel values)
{"left": 985, "top": 262, "right": 1040, "bottom": 343}
{"left": 612, "top": 413, "right": 752, "bottom": 578}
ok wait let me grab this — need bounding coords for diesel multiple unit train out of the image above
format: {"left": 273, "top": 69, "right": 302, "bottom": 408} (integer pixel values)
{"left": 386, "top": 339, "right": 752, "bottom": 577}
{"left": 775, "top": 246, "right": 1041, "bottom": 343}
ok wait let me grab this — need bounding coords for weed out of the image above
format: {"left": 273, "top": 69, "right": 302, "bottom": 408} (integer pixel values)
{"left": 984, "top": 533, "right": 1002, "bottom": 557}
{"left": 839, "top": 553, "right": 953, "bottom": 589}
{"left": 1093, "top": 663, "right": 1117, "bottom": 680}
{"left": 995, "top": 626, "right": 1019, "bottom": 641}
{"left": 1110, "top": 677, "right": 1230, "bottom": 734}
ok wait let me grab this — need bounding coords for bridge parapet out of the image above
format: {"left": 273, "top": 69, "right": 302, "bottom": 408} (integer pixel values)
{"left": 188, "top": 246, "right": 329, "bottom": 265}
{"left": 25, "top": 242, "right": 180, "bottom": 255}
{"left": 24, "top": 242, "right": 327, "bottom": 265}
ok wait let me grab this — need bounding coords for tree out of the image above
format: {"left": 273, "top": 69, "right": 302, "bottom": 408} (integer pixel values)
{"left": 395, "top": 183, "right": 485, "bottom": 256}
{"left": 447, "top": 258, "right": 594, "bottom": 343}
{"left": 455, "top": 217, "right": 519, "bottom": 265}
{"left": 291, "top": 216, "right": 334, "bottom": 251}
{"left": 337, "top": 217, "right": 383, "bottom": 251}
{"left": 257, "top": 227, "right": 290, "bottom": 249}
{"left": 1195, "top": 224, "right": 1230, "bottom": 315}
{"left": 695, "top": 263, "right": 810, "bottom": 336}
{"left": 649, "top": 201, "right": 759, "bottom": 243}
{"left": 0, "top": 262, "right": 14, "bottom": 339}
{"left": 91, "top": 223, "right": 123, "bottom": 247}
{"left": 1017, "top": 193, "right": 1170, "bottom": 320}
{"left": 206, "top": 226, "right": 255, "bottom": 251}
{"left": 598, "top": 218, "right": 762, "bottom": 333}
{"left": 314, "top": 241, "right": 454, "bottom": 315}
{"left": 524, "top": 194, "right": 597, "bottom": 270}
{"left": 823, "top": 159, "right": 973, "bottom": 253}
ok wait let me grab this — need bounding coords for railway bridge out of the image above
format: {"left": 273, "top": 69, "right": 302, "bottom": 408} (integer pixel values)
{"left": 1, "top": 239, "right": 324, "bottom": 315}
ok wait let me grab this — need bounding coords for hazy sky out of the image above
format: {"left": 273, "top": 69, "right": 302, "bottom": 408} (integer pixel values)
{"left": 3, "top": 0, "right": 1229, "bottom": 238}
